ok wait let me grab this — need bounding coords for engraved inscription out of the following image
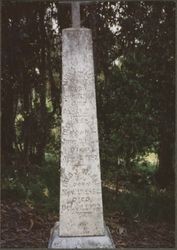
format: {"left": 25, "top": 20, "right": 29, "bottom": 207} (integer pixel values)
{"left": 59, "top": 29, "right": 104, "bottom": 237}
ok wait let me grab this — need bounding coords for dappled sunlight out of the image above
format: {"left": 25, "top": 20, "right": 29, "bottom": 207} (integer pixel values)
{"left": 102, "top": 180, "right": 130, "bottom": 193}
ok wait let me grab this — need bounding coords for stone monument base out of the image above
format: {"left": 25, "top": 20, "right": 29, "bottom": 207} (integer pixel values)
{"left": 48, "top": 222, "right": 115, "bottom": 249}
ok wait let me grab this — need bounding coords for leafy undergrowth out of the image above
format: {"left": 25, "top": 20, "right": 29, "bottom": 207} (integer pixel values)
{"left": 103, "top": 184, "right": 175, "bottom": 223}
{"left": 1, "top": 199, "right": 175, "bottom": 248}
{"left": 105, "top": 212, "right": 175, "bottom": 248}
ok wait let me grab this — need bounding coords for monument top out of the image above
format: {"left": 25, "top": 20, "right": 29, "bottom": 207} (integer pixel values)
{"left": 59, "top": 0, "right": 100, "bottom": 28}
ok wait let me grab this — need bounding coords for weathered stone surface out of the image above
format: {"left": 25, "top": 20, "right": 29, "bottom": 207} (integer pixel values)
{"left": 48, "top": 222, "right": 115, "bottom": 249}
{"left": 59, "top": 28, "right": 104, "bottom": 237}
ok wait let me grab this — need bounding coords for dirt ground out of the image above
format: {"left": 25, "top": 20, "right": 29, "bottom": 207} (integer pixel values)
{"left": 1, "top": 200, "right": 175, "bottom": 248}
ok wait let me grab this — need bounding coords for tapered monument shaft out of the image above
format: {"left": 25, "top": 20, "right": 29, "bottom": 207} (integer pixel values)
{"left": 49, "top": 2, "right": 114, "bottom": 247}
{"left": 59, "top": 28, "right": 104, "bottom": 237}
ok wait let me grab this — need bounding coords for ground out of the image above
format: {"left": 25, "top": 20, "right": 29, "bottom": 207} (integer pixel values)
{"left": 1, "top": 199, "right": 174, "bottom": 248}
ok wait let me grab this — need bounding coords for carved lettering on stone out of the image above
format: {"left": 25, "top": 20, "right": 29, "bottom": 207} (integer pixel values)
{"left": 59, "top": 28, "right": 104, "bottom": 237}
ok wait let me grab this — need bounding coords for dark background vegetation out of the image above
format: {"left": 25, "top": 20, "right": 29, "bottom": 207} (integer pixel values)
{"left": 1, "top": 0, "right": 175, "bottom": 247}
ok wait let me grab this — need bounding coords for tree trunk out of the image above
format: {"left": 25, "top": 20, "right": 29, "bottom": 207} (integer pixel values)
{"left": 46, "top": 41, "right": 59, "bottom": 113}
{"left": 36, "top": 4, "right": 47, "bottom": 163}
{"left": 1, "top": 79, "right": 15, "bottom": 166}
{"left": 156, "top": 130, "right": 175, "bottom": 188}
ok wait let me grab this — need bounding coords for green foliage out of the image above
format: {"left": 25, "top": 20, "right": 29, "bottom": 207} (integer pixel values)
{"left": 2, "top": 155, "right": 59, "bottom": 214}
{"left": 2, "top": 178, "right": 27, "bottom": 200}
{"left": 103, "top": 186, "right": 174, "bottom": 223}
{"left": 103, "top": 156, "right": 174, "bottom": 223}
{"left": 1, "top": 0, "right": 175, "bottom": 221}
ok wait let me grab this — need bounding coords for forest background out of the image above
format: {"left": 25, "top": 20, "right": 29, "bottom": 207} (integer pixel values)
{"left": 1, "top": 0, "right": 175, "bottom": 247}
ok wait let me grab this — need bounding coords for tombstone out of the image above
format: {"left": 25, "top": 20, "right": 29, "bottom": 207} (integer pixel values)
{"left": 48, "top": 1, "right": 115, "bottom": 248}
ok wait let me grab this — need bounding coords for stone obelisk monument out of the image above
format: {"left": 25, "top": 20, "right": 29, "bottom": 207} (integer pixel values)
{"left": 48, "top": 1, "right": 114, "bottom": 248}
